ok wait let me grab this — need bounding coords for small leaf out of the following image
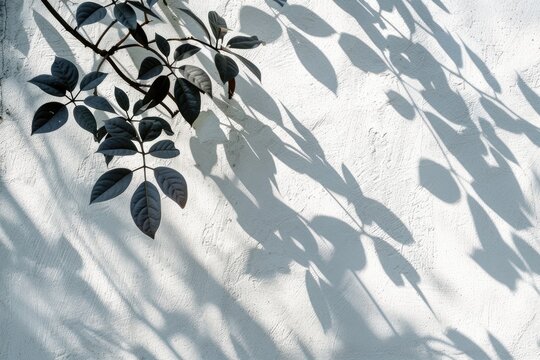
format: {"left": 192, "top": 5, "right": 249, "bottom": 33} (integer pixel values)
{"left": 154, "top": 167, "right": 187, "bottom": 208}
{"left": 177, "top": 7, "right": 211, "bottom": 42}
{"left": 139, "top": 119, "right": 163, "bottom": 142}
{"left": 214, "top": 53, "right": 239, "bottom": 83}
{"left": 73, "top": 105, "right": 98, "bottom": 135}
{"left": 80, "top": 71, "right": 107, "bottom": 91}
{"left": 131, "top": 181, "right": 161, "bottom": 239}
{"left": 127, "top": 1, "right": 161, "bottom": 20}
{"left": 115, "top": 87, "right": 130, "bottom": 111}
{"left": 208, "top": 11, "right": 228, "bottom": 42}
{"left": 85, "top": 95, "right": 116, "bottom": 113}
{"left": 148, "top": 140, "right": 180, "bottom": 158}
{"left": 104, "top": 117, "right": 137, "bottom": 139}
{"left": 95, "top": 126, "right": 107, "bottom": 142}
{"left": 90, "top": 168, "right": 133, "bottom": 204}
{"left": 178, "top": 65, "right": 212, "bottom": 97}
{"left": 174, "top": 78, "right": 201, "bottom": 125}
{"left": 76, "top": 2, "right": 107, "bottom": 28}
{"left": 155, "top": 34, "right": 170, "bottom": 57}
{"left": 173, "top": 44, "right": 200, "bottom": 61}
{"left": 138, "top": 57, "right": 163, "bottom": 80}
{"left": 32, "top": 102, "right": 68, "bottom": 134}
{"left": 28, "top": 75, "right": 67, "bottom": 97}
{"left": 142, "top": 76, "right": 170, "bottom": 110}
{"left": 133, "top": 99, "right": 147, "bottom": 115}
{"left": 142, "top": 116, "right": 174, "bottom": 135}
{"left": 114, "top": 3, "right": 138, "bottom": 30}
{"left": 222, "top": 48, "right": 261, "bottom": 81}
{"left": 227, "top": 35, "right": 265, "bottom": 49}
{"left": 130, "top": 24, "right": 149, "bottom": 47}
{"left": 51, "top": 57, "right": 79, "bottom": 92}
{"left": 97, "top": 136, "right": 138, "bottom": 156}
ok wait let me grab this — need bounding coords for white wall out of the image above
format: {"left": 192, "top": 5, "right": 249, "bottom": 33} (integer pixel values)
{"left": 1, "top": 0, "right": 539, "bottom": 359}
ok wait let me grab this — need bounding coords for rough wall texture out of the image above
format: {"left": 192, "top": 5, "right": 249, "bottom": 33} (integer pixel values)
{"left": 1, "top": 0, "right": 539, "bottom": 359}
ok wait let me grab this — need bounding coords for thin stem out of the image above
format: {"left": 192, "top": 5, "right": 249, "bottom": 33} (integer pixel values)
{"left": 95, "top": 20, "right": 118, "bottom": 48}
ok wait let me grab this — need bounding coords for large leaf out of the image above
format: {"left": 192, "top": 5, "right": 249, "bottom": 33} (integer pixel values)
{"left": 130, "top": 24, "right": 149, "bottom": 47}
{"left": 32, "top": 102, "right": 68, "bottom": 134}
{"left": 178, "top": 65, "right": 212, "bottom": 97}
{"left": 51, "top": 57, "right": 79, "bottom": 92}
{"left": 28, "top": 75, "right": 67, "bottom": 97}
{"left": 139, "top": 119, "right": 163, "bottom": 142}
{"left": 90, "top": 168, "right": 133, "bottom": 204}
{"left": 173, "top": 44, "right": 200, "bottom": 61}
{"left": 85, "top": 95, "right": 116, "bottom": 113}
{"left": 177, "top": 7, "right": 211, "bottom": 42}
{"left": 131, "top": 181, "right": 161, "bottom": 239}
{"left": 97, "top": 136, "right": 138, "bottom": 156}
{"left": 227, "top": 35, "right": 264, "bottom": 49}
{"left": 127, "top": 1, "right": 161, "bottom": 20}
{"left": 114, "top": 3, "right": 138, "bottom": 30}
{"left": 154, "top": 167, "right": 188, "bottom": 208}
{"left": 174, "top": 78, "right": 201, "bottom": 125}
{"left": 76, "top": 2, "right": 107, "bottom": 28}
{"left": 115, "top": 87, "right": 130, "bottom": 112}
{"left": 214, "top": 53, "right": 239, "bottom": 83}
{"left": 148, "top": 140, "right": 180, "bottom": 158}
{"left": 138, "top": 57, "right": 163, "bottom": 80}
{"left": 142, "top": 76, "right": 170, "bottom": 110}
{"left": 73, "top": 105, "right": 98, "bottom": 135}
{"left": 141, "top": 116, "right": 173, "bottom": 135}
{"left": 155, "top": 34, "right": 170, "bottom": 57}
{"left": 208, "top": 11, "right": 228, "bottom": 42}
{"left": 222, "top": 47, "right": 261, "bottom": 81}
{"left": 80, "top": 71, "right": 107, "bottom": 91}
{"left": 104, "top": 117, "right": 137, "bottom": 139}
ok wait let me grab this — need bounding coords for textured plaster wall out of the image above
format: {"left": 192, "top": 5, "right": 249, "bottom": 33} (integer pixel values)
{"left": 1, "top": 0, "right": 539, "bottom": 359}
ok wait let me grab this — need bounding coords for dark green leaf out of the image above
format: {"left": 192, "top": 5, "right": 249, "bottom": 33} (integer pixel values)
{"left": 51, "top": 57, "right": 79, "bottom": 92}
{"left": 174, "top": 78, "right": 200, "bottom": 125}
{"left": 85, "top": 95, "right": 116, "bottom": 113}
{"left": 155, "top": 34, "right": 170, "bottom": 57}
{"left": 138, "top": 57, "right": 163, "bottom": 80}
{"left": 222, "top": 47, "right": 261, "bottom": 81}
{"left": 173, "top": 44, "right": 200, "bottom": 61}
{"left": 73, "top": 105, "right": 97, "bottom": 135}
{"left": 148, "top": 140, "right": 180, "bottom": 158}
{"left": 142, "top": 76, "right": 170, "bottom": 110}
{"left": 139, "top": 119, "right": 163, "bottom": 141}
{"left": 114, "top": 3, "right": 138, "bottom": 30}
{"left": 127, "top": 1, "right": 161, "bottom": 20}
{"left": 214, "top": 53, "right": 239, "bottom": 83}
{"left": 76, "top": 2, "right": 107, "bottom": 28}
{"left": 104, "top": 117, "right": 137, "bottom": 139}
{"left": 32, "top": 102, "right": 68, "bottom": 134}
{"left": 90, "top": 168, "right": 133, "bottom": 204}
{"left": 177, "top": 7, "right": 211, "bottom": 42}
{"left": 228, "top": 77, "right": 236, "bottom": 99}
{"left": 178, "top": 65, "right": 212, "bottom": 97}
{"left": 130, "top": 24, "right": 149, "bottom": 47}
{"left": 29, "top": 75, "right": 67, "bottom": 97}
{"left": 131, "top": 181, "right": 161, "bottom": 239}
{"left": 147, "top": 0, "right": 159, "bottom": 7}
{"left": 227, "top": 35, "right": 265, "bottom": 49}
{"left": 208, "top": 11, "right": 228, "bottom": 42}
{"left": 154, "top": 167, "right": 187, "bottom": 208}
{"left": 80, "top": 71, "right": 107, "bottom": 91}
{"left": 115, "top": 87, "right": 130, "bottom": 112}
{"left": 133, "top": 99, "right": 147, "bottom": 115}
{"left": 142, "top": 116, "right": 174, "bottom": 135}
{"left": 95, "top": 126, "right": 107, "bottom": 142}
{"left": 97, "top": 136, "right": 138, "bottom": 156}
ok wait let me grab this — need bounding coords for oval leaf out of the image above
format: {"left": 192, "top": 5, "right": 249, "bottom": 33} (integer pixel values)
{"left": 173, "top": 44, "right": 200, "bottom": 61}
{"left": 131, "top": 181, "right": 161, "bottom": 239}
{"left": 130, "top": 24, "right": 149, "bottom": 47}
{"left": 208, "top": 11, "right": 228, "bottom": 42}
{"left": 76, "top": 2, "right": 107, "bottom": 28}
{"left": 90, "top": 168, "right": 133, "bottom": 204}
{"left": 114, "top": 3, "right": 138, "bottom": 30}
{"left": 178, "top": 65, "right": 212, "bottom": 97}
{"left": 142, "top": 76, "right": 170, "bottom": 110}
{"left": 142, "top": 116, "right": 173, "bottom": 135}
{"left": 85, "top": 95, "right": 116, "bottom": 113}
{"left": 148, "top": 140, "right": 180, "bottom": 158}
{"left": 222, "top": 48, "right": 261, "bottom": 81}
{"left": 154, "top": 167, "right": 188, "bottom": 208}
{"left": 80, "top": 71, "right": 107, "bottom": 91}
{"left": 104, "top": 117, "right": 137, "bottom": 139}
{"left": 32, "top": 102, "right": 68, "bottom": 134}
{"left": 139, "top": 119, "right": 163, "bottom": 142}
{"left": 115, "top": 87, "right": 130, "bottom": 111}
{"left": 174, "top": 78, "right": 201, "bottom": 125}
{"left": 51, "top": 57, "right": 79, "bottom": 92}
{"left": 97, "top": 136, "right": 138, "bottom": 156}
{"left": 227, "top": 35, "right": 264, "bottom": 49}
{"left": 214, "top": 53, "right": 239, "bottom": 83}
{"left": 155, "top": 34, "right": 170, "bottom": 57}
{"left": 29, "top": 75, "right": 67, "bottom": 97}
{"left": 138, "top": 57, "right": 163, "bottom": 80}
{"left": 73, "top": 105, "right": 97, "bottom": 135}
